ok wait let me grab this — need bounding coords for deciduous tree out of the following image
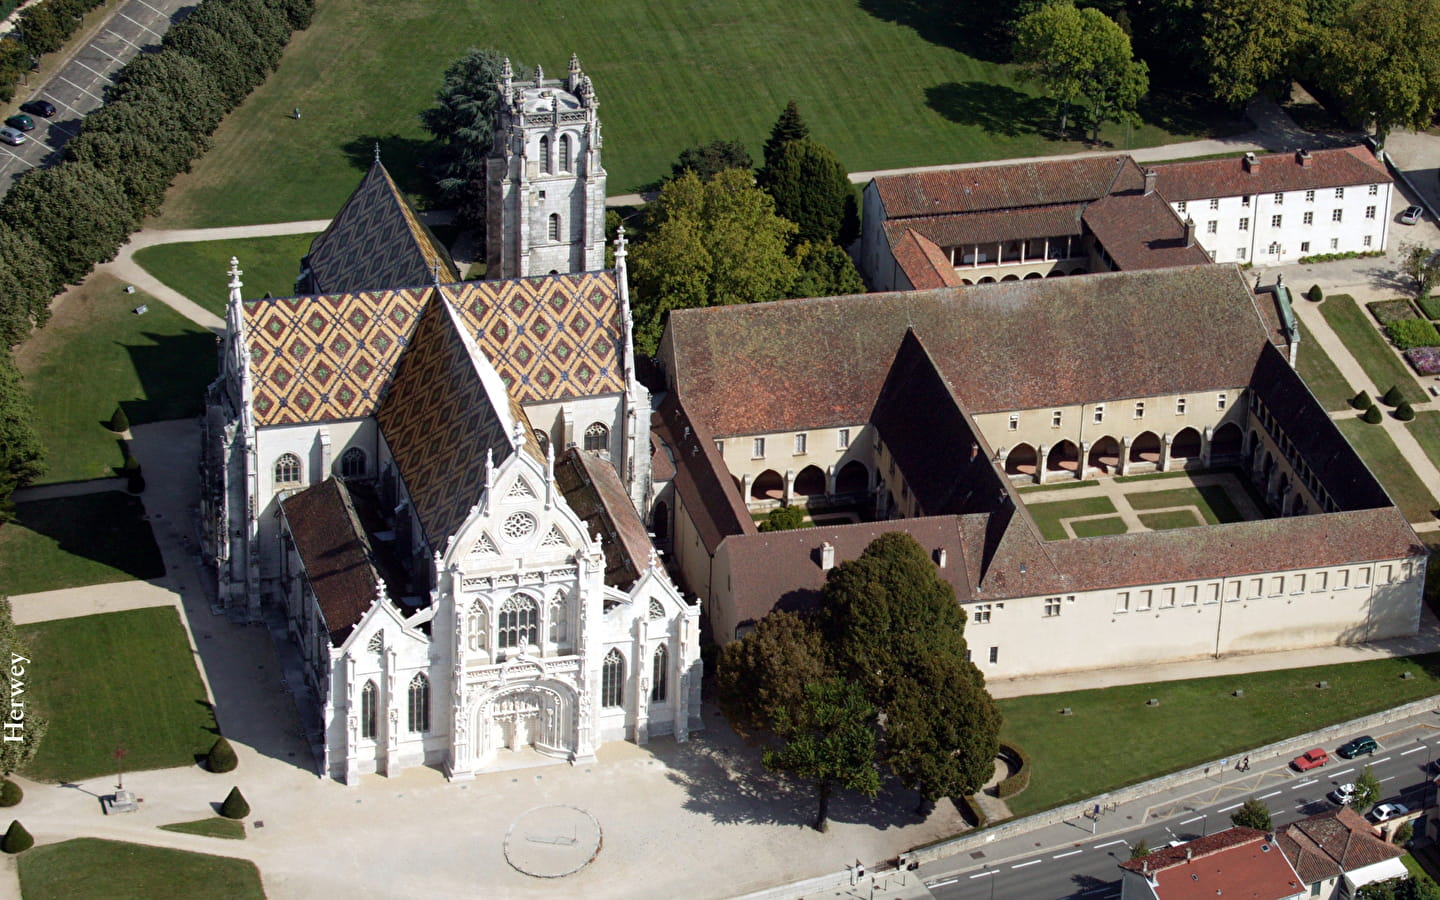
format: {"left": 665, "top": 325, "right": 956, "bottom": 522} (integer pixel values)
{"left": 671, "top": 139, "right": 753, "bottom": 182}
{"left": 420, "top": 48, "right": 515, "bottom": 231}
{"left": 0, "top": 230, "right": 55, "bottom": 346}
{"left": 1315, "top": 0, "right": 1440, "bottom": 141}
{"left": 790, "top": 240, "right": 865, "bottom": 298}
{"left": 3, "top": 163, "right": 134, "bottom": 286}
{"left": 1198, "top": 0, "right": 1309, "bottom": 106}
{"left": 1014, "top": 2, "right": 1147, "bottom": 142}
{"left": 1353, "top": 765, "right": 1383, "bottom": 810}
{"left": 0, "top": 599, "right": 44, "bottom": 774}
{"left": 762, "top": 678, "right": 880, "bottom": 832}
{"left": 1399, "top": 241, "right": 1440, "bottom": 298}
{"left": 1230, "top": 797, "right": 1272, "bottom": 831}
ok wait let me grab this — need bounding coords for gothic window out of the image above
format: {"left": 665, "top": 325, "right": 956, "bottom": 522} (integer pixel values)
{"left": 367, "top": 632, "right": 383, "bottom": 653}
{"left": 539, "top": 135, "right": 551, "bottom": 174}
{"left": 361, "top": 680, "right": 378, "bottom": 739}
{"left": 340, "top": 446, "right": 366, "bottom": 478}
{"left": 408, "top": 673, "right": 429, "bottom": 732}
{"left": 559, "top": 134, "right": 572, "bottom": 171}
{"left": 274, "top": 453, "right": 301, "bottom": 485}
{"left": 649, "top": 598, "right": 665, "bottom": 620}
{"left": 548, "top": 213, "right": 561, "bottom": 242}
{"left": 584, "top": 422, "right": 609, "bottom": 452}
{"left": 548, "top": 596, "right": 568, "bottom": 643}
{"left": 467, "top": 601, "right": 487, "bottom": 652}
{"left": 502, "top": 512, "right": 537, "bottom": 542}
{"left": 499, "top": 595, "right": 538, "bottom": 649}
{"left": 602, "top": 649, "right": 624, "bottom": 707}
{"left": 649, "top": 644, "right": 669, "bottom": 703}
{"left": 532, "top": 429, "right": 549, "bottom": 456}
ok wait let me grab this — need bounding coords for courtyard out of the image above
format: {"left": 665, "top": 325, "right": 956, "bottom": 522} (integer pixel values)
{"left": 1020, "top": 470, "right": 1266, "bottom": 541}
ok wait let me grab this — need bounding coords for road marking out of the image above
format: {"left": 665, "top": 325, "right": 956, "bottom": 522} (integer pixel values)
{"left": 117, "top": 11, "right": 163, "bottom": 39}
{"left": 74, "top": 59, "right": 114, "bottom": 83}
{"left": 56, "top": 75, "right": 103, "bottom": 103}
{"left": 1401, "top": 745, "right": 1426, "bottom": 755}
{"left": 970, "top": 870, "right": 997, "bottom": 879}
{"left": 1331, "top": 767, "right": 1354, "bottom": 777}
{"left": 1259, "top": 791, "right": 1282, "bottom": 800}
{"left": 1381, "top": 776, "right": 1396, "bottom": 782}
{"left": 1012, "top": 860, "right": 1041, "bottom": 869}
{"left": 89, "top": 42, "right": 125, "bottom": 66}
{"left": 1374, "top": 756, "right": 1391, "bottom": 764}
{"left": 1291, "top": 779, "right": 1317, "bottom": 789}
{"left": 133, "top": 0, "right": 168, "bottom": 15}
{"left": 1096, "top": 839, "right": 1127, "bottom": 848}
{"left": 1179, "top": 815, "right": 1205, "bottom": 824}
{"left": 1054, "top": 849, "right": 1083, "bottom": 859}
{"left": 1218, "top": 803, "right": 1242, "bottom": 812}
{"left": 927, "top": 878, "right": 958, "bottom": 888}
{"left": 0, "top": 146, "right": 35, "bottom": 168}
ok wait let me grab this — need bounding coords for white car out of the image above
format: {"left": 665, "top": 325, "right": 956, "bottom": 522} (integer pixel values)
{"left": 1330, "top": 783, "right": 1356, "bottom": 805}
{"left": 1370, "top": 802, "right": 1409, "bottom": 822}
{"left": 1400, "top": 205, "right": 1425, "bottom": 225}
{"left": 0, "top": 126, "right": 26, "bottom": 146}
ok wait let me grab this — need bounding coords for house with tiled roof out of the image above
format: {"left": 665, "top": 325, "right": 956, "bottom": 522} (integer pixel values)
{"left": 1275, "top": 807, "right": 1408, "bottom": 898}
{"left": 1119, "top": 828, "right": 1306, "bottom": 900}
{"left": 653, "top": 265, "right": 1425, "bottom": 675}
{"left": 202, "top": 65, "right": 701, "bottom": 783}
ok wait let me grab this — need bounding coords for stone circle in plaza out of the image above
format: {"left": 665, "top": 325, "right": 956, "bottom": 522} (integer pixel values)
{"left": 503, "top": 805, "right": 603, "bottom": 878}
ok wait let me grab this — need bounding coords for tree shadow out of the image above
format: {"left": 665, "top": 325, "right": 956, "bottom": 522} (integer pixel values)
{"left": 340, "top": 134, "right": 435, "bottom": 204}
{"left": 855, "top": 0, "right": 1011, "bottom": 63}
{"left": 118, "top": 329, "right": 216, "bottom": 427}
{"left": 925, "top": 82, "right": 1051, "bottom": 138}
{"left": 5, "top": 491, "right": 166, "bottom": 582}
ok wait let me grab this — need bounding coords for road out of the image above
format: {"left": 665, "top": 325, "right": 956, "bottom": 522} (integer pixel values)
{"left": 0, "top": 0, "right": 192, "bottom": 190}
{"left": 923, "top": 725, "right": 1440, "bottom": 900}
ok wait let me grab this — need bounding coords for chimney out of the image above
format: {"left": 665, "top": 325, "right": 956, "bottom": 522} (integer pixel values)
{"left": 1297, "top": 148, "right": 1313, "bottom": 168}
{"left": 1243, "top": 151, "right": 1259, "bottom": 173}
{"left": 820, "top": 542, "right": 835, "bottom": 569}
{"left": 1143, "top": 168, "right": 1157, "bottom": 195}
{"left": 1184, "top": 216, "right": 1195, "bottom": 248}
{"left": 1185, "top": 848, "right": 1193, "bottom": 861}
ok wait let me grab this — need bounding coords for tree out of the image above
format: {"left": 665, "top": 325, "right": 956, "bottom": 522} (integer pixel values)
{"left": 671, "top": 139, "right": 753, "bottom": 182}
{"left": 717, "top": 610, "right": 829, "bottom": 738}
{"left": 0, "top": 780, "right": 21, "bottom": 807}
{"left": 629, "top": 169, "right": 798, "bottom": 355}
{"left": 1074, "top": 9, "right": 1149, "bottom": 143}
{"left": 1382, "top": 385, "right": 1405, "bottom": 406}
{"left": 757, "top": 504, "right": 806, "bottom": 532}
{"left": 0, "top": 353, "right": 46, "bottom": 515}
{"left": 1129, "top": 838, "right": 1151, "bottom": 859}
{"left": 220, "top": 786, "right": 250, "bottom": 819}
{"left": 1363, "top": 405, "right": 1384, "bottom": 424}
{"left": 1198, "top": 0, "right": 1309, "bottom": 106}
{"left": 791, "top": 240, "right": 866, "bottom": 298}
{"left": 1013, "top": 1, "right": 1088, "bottom": 137}
{"left": 1315, "top": 0, "right": 1440, "bottom": 140}
{"left": 1013, "top": 3, "right": 1148, "bottom": 141}
{"left": 3, "top": 163, "right": 135, "bottom": 286}
{"left": 0, "top": 229, "right": 55, "bottom": 346}
{"left": 1359, "top": 877, "right": 1440, "bottom": 900}
{"left": 107, "top": 51, "right": 228, "bottom": 138}
{"left": 822, "top": 533, "right": 1002, "bottom": 804}
{"left": 205, "top": 737, "right": 238, "bottom": 773}
{"left": 760, "top": 138, "right": 855, "bottom": 246}
{"left": 1353, "top": 765, "right": 1383, "bottom": 810}
{"left": 1, "top": 820, "right": 31, "bottom": 853}
{"left": 107, "top": 406, "right": 130, "bottom": 434}
{"left": 763, "top": 678, "right": 880, "bottom": 832}
{"left": 761, "top": 100, "right": 809, "bottom": 171}
{"left": 420, "top": 48, "right": 513, "bottom": 231}
{"left": 1230, "top": 797, "right": 1272, "bottom": 831}
{"left": 1399, "top": 242, "right": 1440, "bottom": 298}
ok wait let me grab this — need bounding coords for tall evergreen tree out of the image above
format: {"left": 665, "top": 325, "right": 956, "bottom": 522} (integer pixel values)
{"left": 761, "top": 100, "right": 809, "bottom": 171}
{"left": 717, "top": 610, "right": 829, "bottom": 738}
{"left": 761, "top": 138, "right": 855, "bottom": 246}
{"left": 762, "top": 678, "right": 880, "bottom": 832}
{"left": 0, "top": 352, "right": 44, "bottom": 514}
{"left": 420, "top": 48, "right": 515, "bottom": 232}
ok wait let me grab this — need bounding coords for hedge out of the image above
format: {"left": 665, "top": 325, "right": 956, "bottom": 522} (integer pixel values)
{"left": 995, "top": 743, "right": 1032, "bottom": 799}
{"left": 1386, "top": 318, "right": 1440, "bottom": 351}
{"left": 953, "top": 792, "right": 989, "bottom": 828}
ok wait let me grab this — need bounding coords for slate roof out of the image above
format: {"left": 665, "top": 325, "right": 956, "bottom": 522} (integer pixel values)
{"left": 666, "top": 265, "right": 1273, "bottom": 437}
{"left": 873, "top": 155, "right": 1143, "bottom": 218}
{"left": 1151, "top": 146, "right": 1390, "bottom": 202}
{"left": 1276, "top": 807, "right": 1403, "bottom": 886}
{"left": 888, "top": 229, "right": 961, "bottom": 290}
{"left": 301, "top": 158, "right": 459, "bottom": 295}
{"left": 1080, "top": 190, "right": 1213, "bottom": 270}
{"left": 555, "top": 448, "right": 654, "bottom": 588}
{"left": 1120, "top": 828, "right": 1304, "bottom": 900}
{"left": 241, "top": 272, "right": 626, "bottom": 427}
{"left": 281, "top": 478, "right": 382, "bottom": 646}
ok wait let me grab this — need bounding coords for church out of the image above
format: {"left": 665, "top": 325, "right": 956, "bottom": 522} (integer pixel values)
{"left": 202, "top": 57, "right": 701, "bottom": 783}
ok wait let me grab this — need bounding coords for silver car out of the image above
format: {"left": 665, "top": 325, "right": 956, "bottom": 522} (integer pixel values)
{"left": 1369, "top": 802, "right": 1409, "bottom": 822}
{"left": 1400, "top": 205, "right": 1425, "bottom": 225}
{"left": 0, "top": 126, "right": 26, "bottom": 146}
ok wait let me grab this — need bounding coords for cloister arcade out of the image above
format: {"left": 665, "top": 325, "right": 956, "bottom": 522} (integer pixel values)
{"left": 734, "top": 459, "right": 873, "bottom": 508}
{"left": 1000, "top": 423, "right": 1242, "bottom": 484}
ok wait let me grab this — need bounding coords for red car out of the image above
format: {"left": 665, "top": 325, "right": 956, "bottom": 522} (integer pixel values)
{"left": 1292, "top": 748, "right": 1329, "bottom": 771}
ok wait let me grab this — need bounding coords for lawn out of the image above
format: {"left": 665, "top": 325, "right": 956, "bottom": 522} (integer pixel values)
{"left": 17, "top": 838, "right": 264, "bottom": 900}
{"left": 19, "top": 607, "right": 217, "bottom": 782}
{"left": 13, "top": 272, "right": 217, "bottom": 484}
{"left": 0, "top": 492, "right": 165, "bottom": 596}
{"left": 1335, "top": 418, "right": 1439, "bottom": 524}
{"left": 1025, "top": 496, "right": 1117, "bottom": 541}
{"left": 1124, "top": 485, "right": 1243, "bottom": 524}
{"left": 1296, "top": 316, "right": 1355, "bottom": 412}
{"left": 153, "top": 0, "right": 1242, "bottom": 229}
{"left": 1070, "top": 517, "right": 1128, "bottom": 537}
{"left": 1406, "top": 410, "right": 1440, "bottom": 477}
{"left": 1016, "top": 480, "right": 1099, "bottom": 493}
{"left": 1320, "top": 295, "right": 1428, "bottom": 407}
{"left": 159, "top": 818, "right": 247, "bottom": 840}
{"left": 133, "top": 233, "right": 322, "bottom": 314}
{"left": 999, "top": 651, "right": 1440, "bottom": 816}
{"left": 1137, "top": 509, "right": 1203, "bottom": 530}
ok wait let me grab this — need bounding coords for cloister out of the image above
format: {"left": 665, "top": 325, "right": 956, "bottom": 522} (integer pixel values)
{"left": 997, "top": 422, "right": 1244, "bottom": 484}
{"left": 734, "top": 459, "right": 872, "bottom": 506}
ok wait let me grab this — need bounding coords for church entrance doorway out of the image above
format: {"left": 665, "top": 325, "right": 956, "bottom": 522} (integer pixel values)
{"left": 476, "top": 683, "right": 575, "bottom": 765}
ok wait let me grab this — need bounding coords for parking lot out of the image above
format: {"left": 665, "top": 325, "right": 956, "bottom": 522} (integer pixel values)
{"left": 0, "top": 0, "right": 192, "bottom": 191}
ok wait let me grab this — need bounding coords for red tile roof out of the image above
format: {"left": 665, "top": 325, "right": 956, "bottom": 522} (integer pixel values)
{"left": 888, "top": 229, "right": 961, "bottom": 290}
{"left": 873, "top": 155, "right": 1143, "bottom": 218}
{"left": 882, "top": 204, "right": 1084, "bottom": 249}
{"left": 1081, "top": 191, "right": 1213, "bottom": 270}
{"left": 652, "top": 395, "right": 754, "bottom": 555}
{"left": 1276, "top": 807, "right": 1402, "bottom": 886}
{"left": 281, "top": 478, "right": 382, "bottom": 646}
{"left": 555, "top": 448, "right": 654, "bottom": 588}
{"left": 1121, "top": 828, "right": 1304, "bottom": 900}
{"left": 1151, "top": 146, "right": 1390, "bottom": 202}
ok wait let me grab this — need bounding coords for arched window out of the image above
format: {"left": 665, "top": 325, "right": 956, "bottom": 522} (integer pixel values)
{"left": 583, "top": 422, "right": 609, "bottom": 452}
{"left": 651, "top": 644, "right": 668, "bottom": 702}
{"left": 602, "top": 649, "right": 624, "bottom": 708}
{"left": 532, "top": 429, "right": 550, "bottom": 456}
{"left": 498, "top": 595, "right": 538, "bottom": 649}
{"left": 274, "top": 453, "right": 301, "bottom": 485}
{"left": 408, "top": 673, "right": 429, "bottom": 733}
{"left": 360, "top": 680, "right": 377, "bottom": 739}
{"left": 649, "top": 598, "right": 665, "bottom": 620}
{"left": 466, "top": 603, "right": 487, "bottom": 653}
{"left": 559, "top": 134, "right": 572, "bottom": 171}
{"left": 548, "top": 596, "right": 567, "bottom": 644}
{"left": 548, "top": 213, "right": 561, "bottom": 242}
{"left": 539, "top": 134, "right": 551, "bottom": 174}
{"left": 340, "top": 446, "right": 365, "bottom": 478}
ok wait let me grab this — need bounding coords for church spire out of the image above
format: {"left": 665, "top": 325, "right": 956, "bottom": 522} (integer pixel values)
{"left": 373, "top": 141, "right": 381, "bottom": 165}
{"left": 227, "top": 257, "right": 244, "bottom": 308}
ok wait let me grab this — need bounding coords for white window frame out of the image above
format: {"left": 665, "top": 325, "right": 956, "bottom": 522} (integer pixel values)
{"left": 752, "top": 437, "right": 766, "bottom": 459}
{"left": 794, "top": 433, "right": 807, "bottom": 455}
{"left": 1093, "top": 405, "right": 1105, "bottom": 424}
{"left": 837, "top": 428, "right": 851, "bottom": 449}
{"left": 1217, "top": 392, "right": 1227, "bottom": 410}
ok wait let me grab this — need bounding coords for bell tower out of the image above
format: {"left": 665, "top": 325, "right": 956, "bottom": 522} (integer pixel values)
{"left": 486, "top": 55, "right": 607, "bottom": 280}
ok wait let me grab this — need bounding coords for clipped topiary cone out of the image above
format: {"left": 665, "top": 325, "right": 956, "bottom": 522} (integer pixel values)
{"left": 1363, "top": 405, "right": 1384, "bottom": 424}
{"left": 1382, "top": 385, "right": 1405, "bottom": 407}
{"left": 0, "top": 780, "right": 22, "bottom": 807}
{"left": 108, "top": 405, "right": 130, "bottom": 433}
{"left": 1397, "top": 401, "right": 1416, "bottom": 421}
{"left": 1352, "top": 390, "right": 1373, "bottom": 410}
{"left": 2, "top": 819, "right": 32, "bottom": 853}
{"left": 206, "top": 737, "right": 238, "bottom": 773}
{"left": 220, "top": 786, "right": 250, "bottom": 820}
{"left": 1308, "top": 284, "right": 1324, "bottom": 303}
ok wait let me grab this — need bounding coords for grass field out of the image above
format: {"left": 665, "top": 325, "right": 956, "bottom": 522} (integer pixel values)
{"left": 1336, "top": 418, "right": 1439, "bottom": 523}
{"left": 1406, "top": 410, "right": 1440, "bottom": 476}
{"left": 1137, "top": 509, "right": 1203, "bottom": 530}
{"left": 0, "top": 492, "right": 165, "bottom": 596}
{"left": 1070, "top": 517, "right": 1128, "bottom": 537}
{"left": 1320, "top": 295, "right": 1428, "bottom": 407}
{"left": 1016, "top": 480, "right": 1099, "bottom": 493}
{"left": 999, "top": 651, "right": 1440, "bottom": 816}
{"left": 134, "top": 233, "right": 322, "bottom": 314}
{"left": 17, "top": 838, "right": 264, "bottom": 900}
{"left": 1295, "top": 316, "right": 1355, "bottom": 411}
{"left": 19, "top": 607, "right": 217, "bottom": 782}
{"left": 158, "top": 818, "right": 247, "bottom": 840}
{"left": 13, "top": 272, "right": 216, "bottom": 485}
{"left": 1124, "top": 485, "right": 1243, "bottom": 524}
{"left": 1025, "top": 496, "right": 1117, "bottom": 541}
{"left": 153, "top": 0, "right": 1242, "bottom": 229}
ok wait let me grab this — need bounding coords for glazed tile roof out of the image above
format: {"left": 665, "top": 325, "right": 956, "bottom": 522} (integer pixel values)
{"left": 1080, "top": 191, "right": 1213, "bottom": 270}
{"left": 666, "top": 265, "right": 1271, "bottom": 437}
{"left": 873, "top": 155, "right": 1143, "bottom": 218}
{"left": 241, "top": 272, "right": 625, "bottom": 427}
{"left": 1151, "top": 146, "right": 1390, "bottom": 202}
{"left": 301, "top": 159, "right": 459, "bottom": 295}
{"left": 281, "top": 478, "right": 382, "bottom": 646}
{"left": 555, "top": 448, "right": 653, "bottom": 588}
{"left": 888, "top": 229, "right": 961, "bottom": 290}
{"left": 1276, "top": 807, "right": 1402, "bottom": 886}
{"left": 1120, "top": 828, "right": 1304, "bottom": 900}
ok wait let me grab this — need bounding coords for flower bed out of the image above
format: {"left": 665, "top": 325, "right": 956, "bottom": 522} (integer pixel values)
{"left": 1405, "top": 346, "right": 1440, "bottom": 376}
{"left": 1369, "top": 299, "right": 1421, "bottom": 325}
{"left": 1387, "top": 318, "right": 1440, "bottom": 350}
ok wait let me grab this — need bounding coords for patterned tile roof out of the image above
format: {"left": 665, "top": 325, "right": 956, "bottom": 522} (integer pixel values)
{"left": 873, "top": 155, "right": 1143, "bottom": 218}
{"left": 1151, "top": 146, "right": 1390, "bottom": 202}
{"left": 302, "top": 159, "right": 459, "bottom": 295}
{"left": 1277, "top": 807, "right": 1403, "bottom": 886}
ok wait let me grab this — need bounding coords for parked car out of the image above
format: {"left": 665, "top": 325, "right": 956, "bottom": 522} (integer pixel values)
{"left": 1292, "top": 748, "right": 1330, "bottom": 771}
{"left": 0, "top": 126, "right": 26, "bottom": 146}
{"left": 1330, "top": 783, "right": 1356, "bottom": 805}
{"left": 1337, "top": 736, "right": 1379, "bottom": 759}
{"left": 4, "top": 114, "right": 32, "bottom": 132}
{"left": 1400, "top": 205, "right": 1425, "bottom": 225}
{"left": 18, "top": 99, "right": 55, "bottom": 118}
{"left": 1370, "top": 802, "right": 1409, "bottom": 823}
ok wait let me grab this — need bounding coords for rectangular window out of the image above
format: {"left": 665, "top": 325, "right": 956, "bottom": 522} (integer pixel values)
{"left": 1134, "top": 401, "right": 1145, "bottom": 418}
{"left": 1242, "top": 195, "right": 1252, "bottom": 207}
{"left": 1357, "top": 567, "right": 1371, "bottom": 588}
{"left": 1314, "top": 571, "right": 1327, "bottom": 592}
{"left": 1335, "top": 187, "right": 1345, "bottom": 199}
{"left": 1207, "top": 220, "right": 1218, "bottom": 234}
{"left": 1116, "top": 591, "right": 1130, "bottom": 612}
{"left": 1381, "top": 564, "right": 1394, "bottom": 583}
{"left": 1330, "top": 237, "right": 1339, "bottom": 249}
{"left": 1176, "top": 397, "right": 1187, "bottom": 415}
{"left": 973, "top": 604, "right": 991, "bottom": 624}
{"left": 1210, "top": 198, "right": 1220, "bottom": 210}
{"left": 794, "top": 433, "right": 807, "bottom": 454}
{"left": 1301, "top": 241, "right": 1310, "bottom": 253}
{"left": 1366, "top": 205, "right": 1377, "bottom": 219}
{"left": 837, "top": 428, "right": 850, "bottom": 449}
{"left": 1217, "top": 392, "right": 1227, "bottom": 410}
{"left": 1206, "top": 583, "right": 1221, "bottom": 604}
{"left": 1177, "top": 200, "right": 1187, "bottom": 213}
{"left": 1043, "top": 597, "right": 1061, "bottom": 617}
{"left": 1273, "top": 192, "right": 1284, "bottom": 204}
{"left": 1363, "top": 235, "right": 1372, "bottom": 248}
{"left": 1249, "top": 578, "right": 1263, "bottom": 599}
{"left": 1227, "top": 580, "right": 1242, "bottom": 601}
{"left": 1161, "top": 587, "right": 1175, "bottom": 608}
{"left": 1332, "top": 209, "right": 1343, "bottom": 222}
{"left": 1338, "top": 569, "right": 1350, "bottom": 589}
{"left": 1293, "top": 573, "right": 1306, "bottom": 594}
{"left": 1305, "top": 189, "right": 1315, "bottom": 202}
{"left": 1239, "top": 217, "right": 1250, "bottom": 231}
{"left": 1138, "top": 589, "right": 1153, "bottom": 610}
{"left": 989, "top": 646, "right": 998, "bottom": 664}
{"left": 1183, "top": 585, "right": 1198, "bottom": 606}
{"left": 1271, "top": 214, "right": 1282, "bottom": 228}
{"left": 1052, "top": 410, "right": 1062, "bottom": 427}
{"left": 1008, "top": 414, "right": 1019, "bottom": 431}
{"left": 1237, "top": 248, "right": 1247, "bottom": 260}
{"left": 1268, "top": 242, "right": 1281, "bottom": 256}
{"left": 1369, "top": 184, "right": 1379, "bottom": 196}
{"left": 1268, "top": 576, "right": 1284, "bottom": 597}
{"left": 1093, "top": 405, "right": 1105, "bottom": 424}
{"left": 752, "top": 437, "right": 765, "bottom": 459}
{"left": 1303, "top": 211, "right": 1314, "bottom": 225}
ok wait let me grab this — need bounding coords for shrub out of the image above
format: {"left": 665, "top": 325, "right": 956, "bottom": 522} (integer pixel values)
{"left": 1351, "top": 390, "right": 1374, "bottom": 410}
{"left": 1420, "top": 296, "right": 1440, "bottom": 319}
{"left": 1385, "top": 318, "right": 1440, "bottom": 351}
{"left": 126, "top": 472, "right": 146, "bottom": 495}
{"left": 1406, "top": 347, "right": 1440, "bottom": 375}
{"left": 1130, "top": 838, "right": 1150, "bottom": 859}
{"left": 2, "top": 820, "right": 32, "bottom": 853}
{"left": 1396, "top": 401, "right": 1416, "bottom": 421}
{"left": 1368, "top": 299, "right": 1420, "bottom": 326}
{"left": 219, "top": 786, "right": 250, "bottom": 819}
{"left": 995, "top": 743, "right": 1031, "bottom": 799}
{"left": 952, "top": 792, "right": 988, "bottom": 829}
{"left": 757, "top": 504, "right": 806, "bottom": 532}
{"left": 108, "top": 406, "right": 130, "bottom": 433}
{"left": 1362, "top": 405, "right": 1384, "bottom": 424}
{"left": 120, "top": 454, "right": 141, "bottom": 475}
{"left": 1395, "top": 821, "right": 1414, "bottom": 845}
{"left": 205, "top": 737, "right": 238, "bottom": 773}
{"left": 1382, "top": 384, "right": 1406, "bottom": 406}
{"left": 1308, "top": 284, "right": 1324, "bottom": 303}
{"left": 0, "top": 781, "right": 21, "bottom": 807}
